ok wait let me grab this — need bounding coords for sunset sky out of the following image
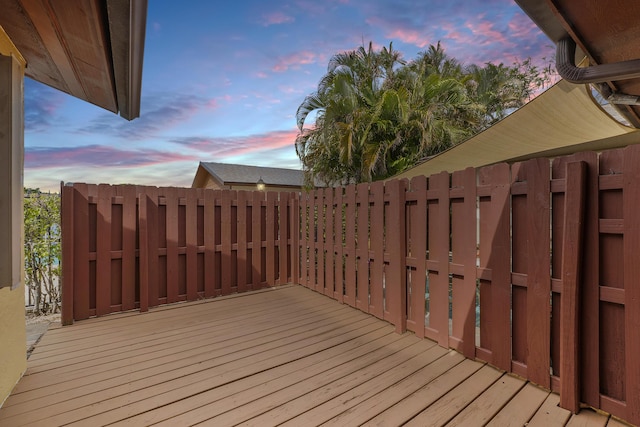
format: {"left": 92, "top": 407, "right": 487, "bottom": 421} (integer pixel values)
{"left": 24, "top": 0, "right": 554, "bottom": 192}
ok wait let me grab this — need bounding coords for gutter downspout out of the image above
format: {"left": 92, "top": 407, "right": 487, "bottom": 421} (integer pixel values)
{"left": 556, "top": 37, "right": 640, "bottom": 84}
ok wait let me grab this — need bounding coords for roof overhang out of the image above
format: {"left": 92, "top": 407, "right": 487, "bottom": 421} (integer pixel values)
{"left": 516, "top": 0, "right": 640, "bottom": 127}
{"left": 0, "top": 0, "right": 147, "bottom": 120}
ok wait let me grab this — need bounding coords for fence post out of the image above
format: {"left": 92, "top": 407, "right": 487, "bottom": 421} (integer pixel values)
{"left": 387, "top": 179, "right": 407, "bottom": 333}
{"left": 344, "top": 185, "right": 357, "bottom": 307}
{"left": 369, "top": 181, "right": 385, "bottom": 319}
{"left": 559, "top": 160, "right": 587, "bottom": 413}
{"left": 623, "top": 145, "right": 640, "bottom": 425}
{"left": 266, "top": 192, "right": 277, "bottom": 286}
{"left": 478, "top": 163, "right": 511, "bottom": 371}
{"left": 408, "top": 175, "right": 427, "bottom": 338}
{"left": 138, "top": 194, "right": 150, "bottom": 312}
{"left": 356, "top": 183, "right": 369, "bottom": 311}
{"left": 324, "top": 187, "right": 334, "bottom": 297}
{"left": 279, "top": 192, "right": 290, "bottom": 285}
{"left": 251, "top": 191, "right": 263, "bottom": 289}
{"left": 237, "top": 191, "right": 248, "bottom": 291}
{"left": 450, "top": 168, "right": 478, "bottom": 359}
{"left": 95, "top": 184, "right": 112, "bottom": 316}
{"left": 428, "top": 171, "right": 450, "bottom": 347}
{"left": 291, "top": 192, "right": 300, "bottom": 286}
{"left": 61, "top": 183, "right": 74, "bottom": 325}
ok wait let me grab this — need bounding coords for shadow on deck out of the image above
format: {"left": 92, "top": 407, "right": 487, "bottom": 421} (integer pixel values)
{"left": 0, "top": 286, "right": 621, "bottom": 426}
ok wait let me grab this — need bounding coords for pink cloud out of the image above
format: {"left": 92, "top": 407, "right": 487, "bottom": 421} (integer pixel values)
{"left": 464, "top": 20, "right": 512, "bottom": 48}
{"left": 507, "top": 13, "right": 541, "bottom": 40}
{"left": 172, "top": 129, "right": 299, "bottom": 158}
{"left": 272, "top": 51, "right": 317, "bottom": 72}
{"left": 385, "top": 28, "right": 430, "bottom": 48}
{"left": 262, "top": 12, "right": 294, "bottom": 26}
{"left": 255, "top": 71, "right": 268, "bottom": 79}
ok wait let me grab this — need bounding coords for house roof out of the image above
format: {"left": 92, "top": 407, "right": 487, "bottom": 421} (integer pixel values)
{"left": 394, "top": 79, "right": 639, "bottom": 179}
{"left": 197, "top": 162, "right": 307, "bottom": 187}
{"left": 0, "top": 0, "right": 147, "bottom": 120}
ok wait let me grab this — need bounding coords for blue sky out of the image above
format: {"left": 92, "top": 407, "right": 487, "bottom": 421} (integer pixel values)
{"left": 24, "top": 0, "right": 554, "bottom": 192}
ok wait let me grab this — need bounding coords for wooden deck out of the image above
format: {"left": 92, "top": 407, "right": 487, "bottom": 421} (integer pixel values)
{"left": 0, "top": 285, "right": 623, "bottom": 427}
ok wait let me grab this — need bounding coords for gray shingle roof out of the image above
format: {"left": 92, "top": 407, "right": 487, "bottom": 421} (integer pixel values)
{"left": 201, "top": 162, "right": 306, "bottom": 187}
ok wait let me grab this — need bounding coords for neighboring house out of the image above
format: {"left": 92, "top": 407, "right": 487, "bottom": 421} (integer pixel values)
{"left": 192, "top": 161, "right": 322, "bottom": 192}
{"left": 0, "top": 0, "right": 146, "bottom": 405}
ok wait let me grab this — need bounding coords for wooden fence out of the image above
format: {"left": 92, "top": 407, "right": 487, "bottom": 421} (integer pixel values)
{"left": 61, "top": 185, "right": 298, "bottom": 322}
{"left": 297, "top": 146, "right": 640, "bottom": 426}
{"left": 60, "top": 145, "right": 640, "bottom": 425}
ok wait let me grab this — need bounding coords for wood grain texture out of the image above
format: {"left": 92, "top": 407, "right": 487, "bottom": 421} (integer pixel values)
{"left": 95, "top": 184, "right": 112, "bottom": 316}
{"left": 369, "top": 181, "right": 385, "bottom": 319}
{"left": 324, "top": 187, "right": 334, "bottom": 297}
{"left": 477, "top": 163, "right": 511, "bottom": 371}
{"left": 334, "top": 188, "right": 344, "bottom": 303}
{"left": 344, "top": 185, "right": 357, "bottom": 306}
{"left": 356, "top": 182, "right": 369, "bottom": 312}
{"left": 450, "top": 168, "right": 477, "bottom": 359}
{"left": 386, "top": 179, "right": 407, "bottom": 333}
{"left": 560, "top": 161, "right": 586, "bottom": 413}
{"left": 61, "top": 184, "right": 75, "bottom": 325}
{"left": 426, "top": 171, "right": 450, "bottom": 347}
{"left": 408, "top": 175, "right": 427, "bottom": 339}
{"left": 623, "top": 144, "right": 640, "bottom": 425}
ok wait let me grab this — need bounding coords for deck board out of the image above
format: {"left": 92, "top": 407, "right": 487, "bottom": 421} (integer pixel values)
{"left": 0, "top": 285, "right": 614, "bottom": 426}
{"left": 485, "top": 382, "right": 550, "bottom": 426}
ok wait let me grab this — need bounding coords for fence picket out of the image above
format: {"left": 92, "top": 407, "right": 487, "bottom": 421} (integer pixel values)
{"left": 316, "top": 189, "right": 325, "bottom": 293}
{"left": 450, "top": 168, "right": 477, "bottom": 359}
{"left": 252, "top": 191, "right": 264, "bottom": 289}
{"left": 121, "top": 185, "right": 137, "bottom": 311}
{"left": 559, "top": 161, "right": 586, "bottom": 413}
{"left": 356, "top": 183, "right": 369, "bottom": 312}
{"left": 623, "top": 145, "right": 640, "bottom": 425}
{"left": 369, "top": 181, "right": 384, "bottom": 319}
{"left": 204, "top": 189, "right": 217, "bottom": 297}
{"left": 61, "top": 183, "right": 74, "bottom": 325}
{"left": 407, "top": 176, "right": 427, "bottom": 338}
{"left": 426, "top": 171, "right": 449, "bottom": 347}
{"left": 237, "top": 191, "right": 248, "bottom": 292}
{"left": 344, "top": 185, "right": 356, "bottom": 307}
{"left": 386, "top": 179, "right": 406, "bottom": 333}
{"left": 300, "top": 192, "right": 309, "bottom": 287}
{"left": 279, "top": 192, "right": 289, "bottom": 285}
{"left": 95, "top": 184, "right": 112, "bottom": 316}
{"left": 186, "top": 189, "right": 198, "bottom": 301}
{"left": 290, "top": 193, "right": 300, "bottom": 286}
{"left": 334, "top": 188, "right": 343, "bottom": 303}
{"left": 480, "top": 163, "right": 511, "bottom": 371}
{"left": 522, "top": 158, "right": 552, "bottom": 387}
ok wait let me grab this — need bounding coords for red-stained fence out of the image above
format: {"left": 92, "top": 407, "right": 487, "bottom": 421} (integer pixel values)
{"left": 297, "top": 146, "right": 640, "bottom": 425}
{"left": 60, "top": 145, "right": 640, "bottom": 425}
{"left": 61, "top": 185, "right": 298, "bottom": 322}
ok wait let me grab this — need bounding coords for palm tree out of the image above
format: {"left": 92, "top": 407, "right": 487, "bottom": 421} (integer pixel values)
{"left": 296, "top": 42, "right": 407, "bottom": 185}
{"left": 295, "top": 42, "right": 552, "bottom": 185}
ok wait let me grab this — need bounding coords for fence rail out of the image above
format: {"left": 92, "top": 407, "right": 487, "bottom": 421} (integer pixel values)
{"left": 61, "top": 144, "right": 640, "bottom": 426}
